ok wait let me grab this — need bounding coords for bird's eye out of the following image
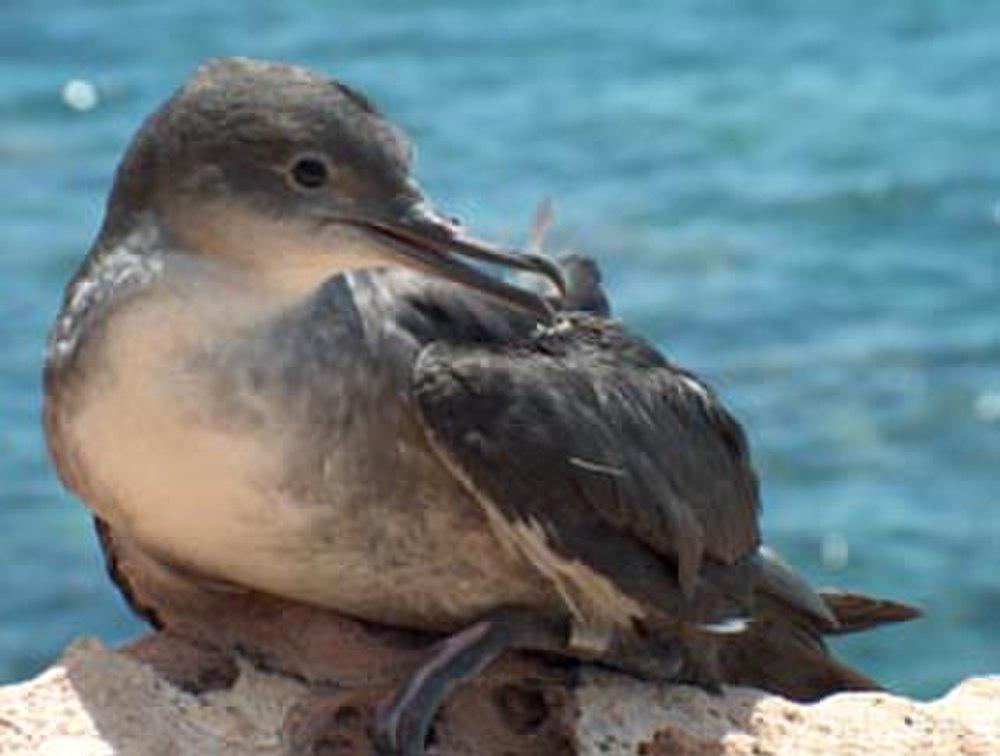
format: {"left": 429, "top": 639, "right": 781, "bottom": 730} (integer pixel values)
{"left": 288, "top": 155, "right": 330, "bottom": 190}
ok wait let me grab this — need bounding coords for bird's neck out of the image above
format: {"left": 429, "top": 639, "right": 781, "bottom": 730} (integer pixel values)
{"left": 46, "top": 221, "right": 168, "bottom": 377}
{"left": 45, "top": 227, "right": 326, "bottom": 414}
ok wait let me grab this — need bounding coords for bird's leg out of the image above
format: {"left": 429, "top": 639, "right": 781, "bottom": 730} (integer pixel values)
{"left": 374, "top": 608, "right": 570, "bottom": 756}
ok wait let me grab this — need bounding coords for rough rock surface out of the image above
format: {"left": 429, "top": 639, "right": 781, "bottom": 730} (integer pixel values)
{"left": 0, "top": 638, "right": 996, "bottom": 755}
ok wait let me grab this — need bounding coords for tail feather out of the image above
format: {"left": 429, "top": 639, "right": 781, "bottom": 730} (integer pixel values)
{"left": 752, "top": 547, "right": 838, "bottom": 629}
{"left": 718, "top": 622, "right": 883, "bottom": 701}
{"left": 716, "top": 550, "right": 922, "bottom": 702}
{"left": 717, "top": 590, "right": 891, "bottom": 702}
{"left": 819, "top": 589, "right": 922, "bottom": 635}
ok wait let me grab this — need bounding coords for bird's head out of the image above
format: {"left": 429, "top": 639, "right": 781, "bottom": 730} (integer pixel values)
{"left": 100, "top": 57, "right": 563, "bottom": 317}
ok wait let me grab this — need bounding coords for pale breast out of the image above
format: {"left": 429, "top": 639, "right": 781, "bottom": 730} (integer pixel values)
{"left": 62, "top": 282, "right": 555, "bottom": 632}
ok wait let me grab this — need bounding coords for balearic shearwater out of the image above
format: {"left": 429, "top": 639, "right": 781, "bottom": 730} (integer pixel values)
{"left": 43, "top": 58, "right": 919, "bottom": 754}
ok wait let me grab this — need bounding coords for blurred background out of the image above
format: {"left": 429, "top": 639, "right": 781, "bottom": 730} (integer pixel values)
{"left": 1, "top": 1, "right": 997, "bottom": 699}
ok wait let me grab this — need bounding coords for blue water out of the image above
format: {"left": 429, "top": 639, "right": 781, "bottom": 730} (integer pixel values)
{"left": 1, "top": 2, "right": 997, "bottom": 699}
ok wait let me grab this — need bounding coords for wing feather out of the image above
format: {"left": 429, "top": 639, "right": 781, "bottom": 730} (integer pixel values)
{"left": 412, "top": 315, "right": 761, "bottom": 609}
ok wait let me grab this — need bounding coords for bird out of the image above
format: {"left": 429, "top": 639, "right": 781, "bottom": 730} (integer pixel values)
{"left": 43, "top": 58, "right": 919, "bottom": 755}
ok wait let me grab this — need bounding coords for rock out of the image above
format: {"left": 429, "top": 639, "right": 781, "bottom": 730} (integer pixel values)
{"left": 577, "top": 671, "right": 999, "bottom": 755}
{"left": 0, "top": 638, "right": 996, "bottom": 755}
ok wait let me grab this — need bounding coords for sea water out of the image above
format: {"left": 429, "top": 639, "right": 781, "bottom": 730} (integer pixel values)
{"left": 0, "top": 1, "right": 997, "bottom": 698}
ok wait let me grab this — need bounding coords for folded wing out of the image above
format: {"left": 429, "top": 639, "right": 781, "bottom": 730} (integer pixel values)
{"left": 412, "top": 315, "right": 762, "bottom": 631}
